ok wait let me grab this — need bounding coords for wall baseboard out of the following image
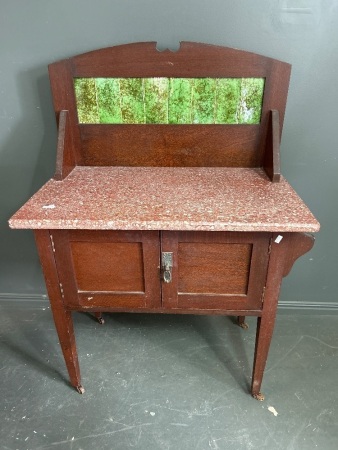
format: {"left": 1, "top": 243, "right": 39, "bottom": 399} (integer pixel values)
{"left": 0, "top": 293, "right": 49, "bottom": 309}
{"left": 278, "top": 300, "right": 338, "bottom": 312}
{"left": 0, "top": 293, "right": 338, "bottom": 313}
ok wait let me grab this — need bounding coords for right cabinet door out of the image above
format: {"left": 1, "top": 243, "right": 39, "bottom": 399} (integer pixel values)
{"left": 161, "top": 231, "right": 270, "bottom": 311}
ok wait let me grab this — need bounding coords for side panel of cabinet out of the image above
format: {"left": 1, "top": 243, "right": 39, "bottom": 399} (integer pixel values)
{"left": 51, "top": 230, "right": 161, "bottom": 309}
{"left": 161, "top": 231, "right": 270, "bottom": 311}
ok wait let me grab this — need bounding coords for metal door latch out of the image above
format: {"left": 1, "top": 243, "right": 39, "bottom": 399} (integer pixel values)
{"left": 161, "top": 252, "right": 173, "bottom": 283}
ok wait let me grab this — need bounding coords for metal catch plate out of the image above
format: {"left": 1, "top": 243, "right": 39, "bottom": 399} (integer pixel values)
{"left": 162, "top": 252, "right": 173, "bottom": 268}
{"left": 162, "top": 252, "right": 173, "bottom": 283}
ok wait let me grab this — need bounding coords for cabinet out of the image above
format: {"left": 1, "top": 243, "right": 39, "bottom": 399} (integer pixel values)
{"left": 51, "top": 230, "right": 269, "bottom": 312}
{"left": 9, "top": 42, "right": 320, "bottom": 400}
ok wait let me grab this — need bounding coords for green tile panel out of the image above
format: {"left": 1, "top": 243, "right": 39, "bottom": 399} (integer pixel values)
{"left": 74, "top": 77, "right": 264, "bottom": 124}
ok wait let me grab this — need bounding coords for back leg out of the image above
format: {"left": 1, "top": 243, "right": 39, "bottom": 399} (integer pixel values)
{"left": 237, "top": 316, "right": 249, "bottom": 330}
{"left": 93, "top": 312, "right": 105, "bottom": 325}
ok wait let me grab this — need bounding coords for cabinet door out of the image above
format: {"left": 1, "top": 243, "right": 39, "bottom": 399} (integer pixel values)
{"left": 161, "top": 231, "right": 270, "bottom": 311}
{"left": 52, "top": 230, "right": 161, "bottom": 309}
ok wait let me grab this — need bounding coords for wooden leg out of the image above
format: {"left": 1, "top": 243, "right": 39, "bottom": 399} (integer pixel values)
{"left": 94, "top": 312, "right": 105, "bottom": 325}
{"left": 51, "top": 307, "right": 84, "bottom": 393}
{"left": 250, "top": 233, "right": 292, "bottom": 401}
{"left": 237, "top": 316, "right": 249, "bottom": 329}
{"left": 34, "top": 230, "right": 84, "bottom": 394}
{"left": 251, "top": 313, "right": 277, "bottom": 401}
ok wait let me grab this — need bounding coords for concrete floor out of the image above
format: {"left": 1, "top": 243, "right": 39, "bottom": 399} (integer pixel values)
{"left": 0, "top": 302, "right": 337, "bottom": 450}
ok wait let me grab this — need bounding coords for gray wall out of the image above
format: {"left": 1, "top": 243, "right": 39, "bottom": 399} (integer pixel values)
{"left": 1, "top": 0, "right": 337, "bottom": 310}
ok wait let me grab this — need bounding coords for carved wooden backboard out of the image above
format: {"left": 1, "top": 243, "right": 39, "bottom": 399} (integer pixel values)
{"left": 49, "top": 42, "right": 291, "bottom": 168}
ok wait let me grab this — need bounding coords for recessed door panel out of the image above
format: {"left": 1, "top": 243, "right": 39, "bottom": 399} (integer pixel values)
{"left": 52, "top": 230, "right": 160, "bottom": 309}
{"left": 161, "top": 231, "right": 270, "bottom": 311}
{"left": 178, "top": 242, "right": 252, "bottom": 295}
{"left": 71, "top": 241, "right": 145, "bottom": 292}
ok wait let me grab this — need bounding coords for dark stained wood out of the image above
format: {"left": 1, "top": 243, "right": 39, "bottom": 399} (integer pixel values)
{"left": 68, "top": 305, "right": 263, "bottom": 316}
{"left": 33, "top": 231, "right": 64, "bottom": 311}
{"left": 68, "top": 229, "right": 151, "bottom": 242}
{"left": 257, "top": 60, "right": 291, "bottom": 164}
{"left": 48, "top": 41, "right": 291, "bottom": 169}
{"left": 50, "top": 230, "right": 81, "bottom": 309}
{"left": 34, "top": 230, "right": 82, "bottom": 390}
{"left": 237, "top": 316, "right": 249, "bottom": 329}
{"left": 48, "top": 60, "right": 83, "bottom": 165}
{"left": 71, "top": 241, "right": 145, "bottom": 292}
{"left": 238, "top": 316, "right": 246, "bottom": 325}
{"left": 10, "top": 43, "right": 317, "bottom": 398}
{"left": 94, "top": 312, "right": 104, "bottom": 324}
{"left": 161, "top": 231, "right": 270, "bottom": 311}
{"left": 178, "top": 242, "right": 252, "bottom": 294}
{"left": 78, "top": 294, "right": 146, "bottom": 308}
{"left": 251, "top": 233, "right": 289, "bottom": 399}
{"left": 54, "top": 110, "right": 76, "bottom": 180}
{"left": 263, "top": 110, "right": 281, "bottom": 182}
{"left": 71, "top": 42, "right": 282, "bottom": 78}
{"left": 80, "top": 124, "right": 261, "bottom": 167}
{"left": 282, "top": 233, "right": 315, "bottom": 277}
{"left": 52, "top": 230, "right": 161, "bottom": 310}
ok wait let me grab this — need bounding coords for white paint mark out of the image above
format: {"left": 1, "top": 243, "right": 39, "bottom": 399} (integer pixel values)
{"left": 150, "top": 411, "right": 155, "bottom": 416}
{"left": 275, "top": 235, "right": 283, "bottom": 243}
{"left": 268, "top": 406, "right": 278, "bottom": 416}
{"left": 71, "top": 437, "right": 75, "bottom": 441}
{"left": 42, "top": 204, "right": 56, "bottom": 209}
{"left": 33, "top": 430, "right": 37, "bottom": 434}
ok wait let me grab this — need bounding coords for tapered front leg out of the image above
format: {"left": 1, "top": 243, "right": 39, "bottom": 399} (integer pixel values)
{"left": 251, "top": 234, "right": 288, "bottom": 400}
{"left": 251, "top": 314, "right": 276, "bottom": 400}
{"left": 34, "top": 230, "right": 83, "bottom": 393}
{"left": 51, "top": 307, "right": 83, "bottom": 392}
{"left": 251, "top": 233, "right": 315, "bottom": 400}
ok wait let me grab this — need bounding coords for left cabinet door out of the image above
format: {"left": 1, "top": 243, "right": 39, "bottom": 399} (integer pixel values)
{"left": 51, "top": 230, "right": 161, "bottom": 310}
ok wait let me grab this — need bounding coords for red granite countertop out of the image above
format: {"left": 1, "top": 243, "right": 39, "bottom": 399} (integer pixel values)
{"left": 9, "top": 166, "right": 320, "bottom": 232}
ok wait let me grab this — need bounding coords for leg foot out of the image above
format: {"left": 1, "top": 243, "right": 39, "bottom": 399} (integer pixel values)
{"left": 94, "top": 312, "right": 104, "bottom": 325}
{"left": 252, "top": 392, "right": 265, "bottom": 401}
{"left": 76, "top": 385, "right": 85, "bottom": 394}
{"left": 237, "top": 316, "right": 249, "bottom": 330}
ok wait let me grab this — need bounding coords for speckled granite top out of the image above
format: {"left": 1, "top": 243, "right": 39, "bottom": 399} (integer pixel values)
{"left": 9, "top": 167, "right": 320, "bottom": 232}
